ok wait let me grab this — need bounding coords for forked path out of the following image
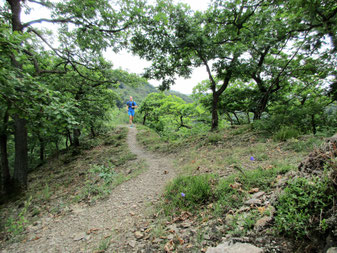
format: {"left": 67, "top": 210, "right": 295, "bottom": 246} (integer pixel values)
{"left": 3, "top": 126, "right": 175, "bottom": 253}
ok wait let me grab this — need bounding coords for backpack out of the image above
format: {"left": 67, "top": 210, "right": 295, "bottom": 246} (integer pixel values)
{"left": 127, "top": 101, "right": 135, "bottom": 108}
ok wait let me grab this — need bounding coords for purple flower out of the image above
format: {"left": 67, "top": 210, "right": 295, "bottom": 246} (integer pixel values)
{"left": 250, "top": 156, "right": 255, "bottom": 161}
{"left": 181, "top": 192, "right": 185, "bottom": 197}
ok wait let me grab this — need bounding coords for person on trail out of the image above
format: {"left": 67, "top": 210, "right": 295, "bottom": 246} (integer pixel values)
{"left": 126, "top": 96, "right": 137, "bottom": 127}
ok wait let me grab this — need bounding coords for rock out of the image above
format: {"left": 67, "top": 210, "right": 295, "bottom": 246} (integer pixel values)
{"left": 238, "top": 206, "right": 250, "bottom": 213}
{"left": 206, "top": 241, "right": 263, "bottom": 253}
{"left": 245, "top": 198, "right": 262, "bottom": 205}
{"left": 128, "top": 240, "right": 137, "bottom": 248}
{"left": 73, "top": 232, "right": 86, "bottom": 241}
{"left": 134, "top": 231, "right": 144, "bottom": 239}
{"left": 250, "top": 191, "right": 265, "bottom": 199}
{"left": 225, "top": 214, "right": 234, "bottom": 224}
{"left": 181, "top": 222, "right": 191, "bottom": 228}
{"left": 327, "top": 248, "right": 337, "bottom": 253}
{"left": 254, "top": 216, "right": 272, "bottom": 231}
{"left": 167, "top": 234, "right": 175, "bottom": 240}
{"left": 204, "top": 234, "right": 211, "bottom": 240}
{"left": 152, "top": 238, "right": 162, "bottom": 244}
{"left": 167, "top": 224, "right": 178, "bottom": 232}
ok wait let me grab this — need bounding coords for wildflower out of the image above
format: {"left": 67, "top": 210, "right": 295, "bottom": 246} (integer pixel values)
{"left": 250, "top": 156, "right": 255, "bottom": 161}
{"left": 181, "top": 192, "right": 185, "bottom": 197}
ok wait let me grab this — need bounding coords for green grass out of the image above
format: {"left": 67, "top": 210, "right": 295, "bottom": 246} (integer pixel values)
{"left": 0, "top": 126, "right": 144, "bottom": 241}
{"left": 162, "top": 174, "right": 215, "bottom": 214}
{"left": 274, "top": 175, "right": 335, "bottom": 238}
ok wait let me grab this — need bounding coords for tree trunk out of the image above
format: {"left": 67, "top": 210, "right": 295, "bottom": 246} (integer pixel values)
{"left": 253, "top": 94, "right": 269, "bottom": 120}
{"left": 311, "top": 114, "right": 317, "bottom": 135}
{"left": 73, "top": 128, "right": 81, "bottom": 146}
{"left": 246, "top": 112, "right": 251, "bottom": 124}
{"left": 0, "top": 133, "right": 11, "bottom": 194}
{"left": 0, "top": 108, "right": 11, "bottom": 194}
{"left": 211, "top": 92, "right": 219, "bottom": 131}
{"left": 90, "top": 126, "right": 96, "bottom": 138}
{"left": 224, "top": 112, "right": 233, "bottom": 126}
{"left": 67, "top": 129, "right": 73, "bottom": 146}
{"left": 13, "top": 115, "right": 28, "bottom": 190}
{"left": 8, "top": 0, "right": 28, "bottom": 191}
{"left": 143, "top": 114, "right": 147, "bottom": 125}
{"left": 39, "top": 136, "right": 44, "bottom": 162}
{"left": 233, "top": 112, "right": 241, "bottom": 125}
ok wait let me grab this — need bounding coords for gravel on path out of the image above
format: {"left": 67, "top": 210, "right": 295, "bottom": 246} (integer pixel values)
{"left": 2, "top": 126, "right": 175, "bottom": 253}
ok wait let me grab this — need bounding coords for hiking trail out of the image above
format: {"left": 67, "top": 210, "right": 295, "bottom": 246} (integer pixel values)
{"left": 2, "top": 126, "right": 176, "bottom": 253}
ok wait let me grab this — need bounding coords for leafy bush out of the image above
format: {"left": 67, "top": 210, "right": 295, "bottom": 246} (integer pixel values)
{"left": 163, "top": 175, "right": 215, "bottom": 213}
{"left": 274, "top": 176, "right": 335, "bottom": 238}
{"left": 6, "top": 196, "right": 32, "bottom": 236}
{"left": 273, "top": 126, "right": 300, "bottom": 141}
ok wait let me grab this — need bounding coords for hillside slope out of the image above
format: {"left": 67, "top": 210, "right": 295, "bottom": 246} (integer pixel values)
{"left": 116, "top": 82, "right": 193, "bottom": 108}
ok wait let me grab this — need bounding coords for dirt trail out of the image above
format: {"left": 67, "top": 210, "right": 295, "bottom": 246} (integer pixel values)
{"left": 2, "top": 126, "right": 175, "bottom": 253}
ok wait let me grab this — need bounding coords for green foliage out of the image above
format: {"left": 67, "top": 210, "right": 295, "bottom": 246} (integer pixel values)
{"left": 163, "top": 175, "right": 215, "bottom": 213}
{"left": 273, "top": 126, "right": 300, "bottom": 141}
{"left": 6, "top": 196, "right": 32, "bottom": 236}
{"left": 215, "top": 175, "right": 246, "bottom": 213}
{"left": 90, "top": 164, "right": 117, "bottom": 185}
{"left": 138, "top": 92, "right": 203, "bottom": 140}
{"left": 97, "top": 235, "right": 112, "bottom": 252}
{"left": 284, "top": 136, "right": 324, "bottom": 152}
{"left": 274, "top": 176, "right": 335, "bottom": 238}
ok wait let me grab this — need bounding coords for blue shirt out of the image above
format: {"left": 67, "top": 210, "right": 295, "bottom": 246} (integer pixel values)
{"left": 127, "top": 101, "right": 137, "bottom": 112}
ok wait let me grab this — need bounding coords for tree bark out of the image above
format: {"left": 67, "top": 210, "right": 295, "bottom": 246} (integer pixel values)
{"left": 39, "top": 136, "right": 44, "bottom": 162}
{"left": 311, "top": 114, "right": 317, "bottom": 135}
{"left": 211, "top": 92, "right": 219, "bottom": 131}
{"left": 0, "top": 109, "right": 11, "bottom": 194}
{"left": 73, "top": 128, "right": 81, "bottom": 146}
{"left": 67, "top": 129, "right": 73, "bottom": 146}
{"left": 7, "top": 0, "right": 29, "bottom": 191}
{"left": 233, "top": 112, "right": 241, "bottom": 125}
{"left": 143, "top": 114, "right": 147, "bottom": 125}
{"left": 225, "top": 112, "right": 234, "bottom": 126}
{"left": 13, "top": 115, "right": 28, "bottom": 190}
{"left": 90, "top": 126, "right": 96, "bottom": 138}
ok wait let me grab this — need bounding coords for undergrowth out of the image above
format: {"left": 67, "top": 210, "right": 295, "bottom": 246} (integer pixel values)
{"left": 137, "top": 124, "right": 336, "bottom": 249}
{"left": 0, "top": 126, "right": 143, "bottom": 241}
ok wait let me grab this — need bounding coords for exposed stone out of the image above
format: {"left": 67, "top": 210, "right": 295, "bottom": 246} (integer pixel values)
{"left": 134, "top": 231, "right": 144, "bottom": 239}
{"left": 128, "top": 240, "right": 136, "bottom": 248}
{"left": 250, "top": 191, "right": 265, "bottom": 199}
{"left": 254, "top": 216, "right": 272, "bottom": 231}
{"left": 245, "top": 198, "right": 262, "bottom": 205}
{"left": 206, "top": 241, "right": 263, "bottom": 253}
{"left": 327, "top": 248, "right": 337, "bottom": 253}
{"left": 73, "top": 232, "right": 86, "bottom": 241}
{"left": 238, "top": 206, "right": 250, "bottom": 213}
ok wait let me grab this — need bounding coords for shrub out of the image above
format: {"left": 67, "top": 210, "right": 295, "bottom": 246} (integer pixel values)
{"left": 273, "top": 126, "right": 300, "bottom": 141}
{"left": 274, "top": 176, "right": 335, "bottom": 238}
{"left": 163, "top": 175, "right": 215, "bottom": 213}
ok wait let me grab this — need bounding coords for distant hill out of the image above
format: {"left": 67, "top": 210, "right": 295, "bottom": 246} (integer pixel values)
{"left": 116, "top": 82, "right": 193, "bottom": 108}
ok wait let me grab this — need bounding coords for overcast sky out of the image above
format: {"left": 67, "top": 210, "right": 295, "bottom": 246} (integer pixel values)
{"left": 107, "top": 0, "right": 211, "bottom": 94}
{"left": 16, "top": 0, "right": 211, "bottom": 95}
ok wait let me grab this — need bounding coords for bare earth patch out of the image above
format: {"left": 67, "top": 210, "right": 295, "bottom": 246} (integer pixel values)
{"left": 2, "top": 126, "right": 175, "bottom": 253}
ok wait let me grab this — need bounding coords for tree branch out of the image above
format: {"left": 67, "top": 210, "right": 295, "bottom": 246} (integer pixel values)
{"left": 23, "top": 17, "right": 76, "bottom": 28}
{"left": 27, "top": 0, "right": 54, "bottom": 8}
